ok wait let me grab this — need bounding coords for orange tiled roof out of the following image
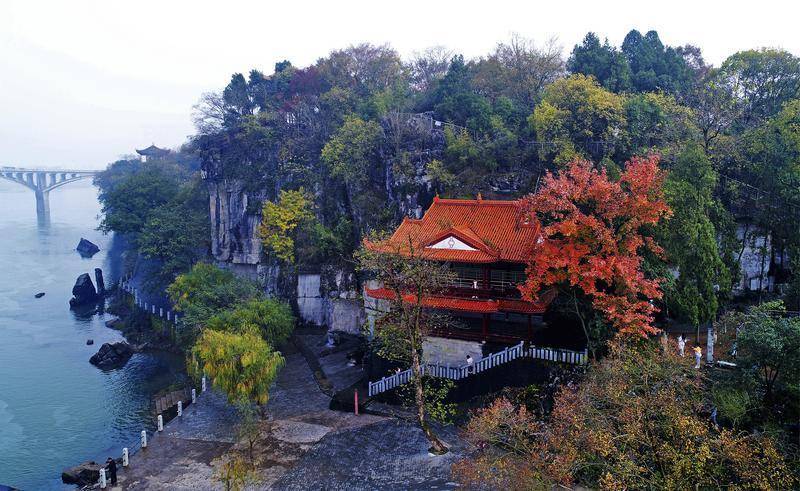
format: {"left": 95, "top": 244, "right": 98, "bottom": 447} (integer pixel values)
{"left": 365, "top": 287, "right": 550, "bottom": 314}
{"left": 366, "top": 196, "right": 539, "bottom": 264}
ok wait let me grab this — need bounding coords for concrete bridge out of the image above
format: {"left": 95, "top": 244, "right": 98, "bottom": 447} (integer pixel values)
{"left": 0, "top": 166, "right": 99, "bottom": 220}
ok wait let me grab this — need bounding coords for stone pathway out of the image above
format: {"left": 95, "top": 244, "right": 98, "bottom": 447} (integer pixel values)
{"left": 113, "top": 342, "right": 465, "bottom": 490}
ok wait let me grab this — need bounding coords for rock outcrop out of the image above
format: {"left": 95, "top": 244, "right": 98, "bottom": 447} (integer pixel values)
{"left": 94, "top": 268, "right": 106, "bottom": 295}
{"left": 69, "top": 273, "right": 98, "bottom": 308}
{"left": 89, "top": 342, "right": 133, "bottom": 369}
{"left": 76, "top": 238, "right": 100, "bottom": 257}
{"left": 61, "top": 460, "right": 102, "bottom": 486}
{"left": 34, "top": 292, "right": 45, "bottom": 298}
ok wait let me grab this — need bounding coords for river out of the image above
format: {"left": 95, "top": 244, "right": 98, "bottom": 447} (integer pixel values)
{"left": 0, "top": 179, "right": 186, "bottom": 490}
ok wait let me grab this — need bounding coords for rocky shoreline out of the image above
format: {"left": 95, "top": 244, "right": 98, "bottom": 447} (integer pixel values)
{"left": 61, "top": 272, "right": 186, "bottom": 487}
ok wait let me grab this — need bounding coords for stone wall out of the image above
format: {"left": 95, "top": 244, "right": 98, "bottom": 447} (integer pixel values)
{"left": 422, "top": 337, "right": 483, "bottom": 366}
{"left": 297, "top": 272, "right": 364, "bottom": 334}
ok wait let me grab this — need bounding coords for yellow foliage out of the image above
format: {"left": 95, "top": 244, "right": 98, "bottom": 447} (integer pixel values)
{"left": 258, "top": 189, "right": 313, "bottom": 263}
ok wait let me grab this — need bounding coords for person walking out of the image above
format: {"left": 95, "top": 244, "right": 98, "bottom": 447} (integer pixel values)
{"left": 693, "top": 345, "right": 702, "bottom": 369}
{"left": 105, "top": 457, "right": 117, "bottom": 486}
{"left": 677, "top": 335, "right": 686, "bottom": 357}
{"left": 466, "top": 354, "right": 474, "bottom": 374}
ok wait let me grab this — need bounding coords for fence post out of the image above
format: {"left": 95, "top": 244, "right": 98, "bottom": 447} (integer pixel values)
{"left": 201, "top": 376, "right": 206, "bottom": 392}
{"left": 191, "top": 388, "right": 196, "bottom": 404}
{"left": 177, "top": 401, "right": 183, "bottom": 417}
{"left": 122, "top": 447, "right": 129, "bottom": 467}
{"left": 99, "top": 468, "right": 107, "bottom": 488}
{"left": 159, "top": 307, "right": 164, "bottom": 317}
{"left": 157, "top": 414, "right": 163, "bottom": 432}
{"left": 141, "top": 430, "right": 147, "bottom": 448}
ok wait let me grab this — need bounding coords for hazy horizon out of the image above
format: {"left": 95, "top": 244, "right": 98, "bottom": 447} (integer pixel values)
{"left": 2, "top": 0, "right": 798, "bottom": 169}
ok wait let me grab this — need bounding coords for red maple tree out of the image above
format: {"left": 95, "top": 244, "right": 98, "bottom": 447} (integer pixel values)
{"left": 520, "top": 155, "right": 671, "bottom": 339}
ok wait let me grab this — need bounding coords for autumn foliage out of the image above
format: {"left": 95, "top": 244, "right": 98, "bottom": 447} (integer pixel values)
{"left": 455, "top": 344, "right": 795, "bottom": 490}
{"left": 520, "top": 155, "right": 671, "bottom": 338}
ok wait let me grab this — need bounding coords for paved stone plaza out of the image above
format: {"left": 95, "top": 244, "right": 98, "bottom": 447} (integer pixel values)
{"left": 114, "top": 339, "right": 465, "bottom": 490}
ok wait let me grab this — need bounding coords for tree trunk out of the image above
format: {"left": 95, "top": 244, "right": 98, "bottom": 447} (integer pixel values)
{"left": 573, "top": 291, "right": 593, "bottom": 359}
{"left": 411, "top": 346, "right": 448, "bottom": 455}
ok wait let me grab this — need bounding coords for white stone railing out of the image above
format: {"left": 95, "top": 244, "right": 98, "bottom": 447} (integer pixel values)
{"left": 368, "top": 341, "right": 588, "bottom": 397}
{"left": 118, "top": 275, "right": 181, "bottom": 327}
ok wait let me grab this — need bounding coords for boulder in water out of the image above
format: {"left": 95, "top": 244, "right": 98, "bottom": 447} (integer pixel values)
{"left": 94, "top": 268, "right": 106, "bottom": 295}
{"left": 89, "top": 342, "right": 133, "bottom": 369}
{"left": 61, "top": 460, "right": 102, "bottom": 486}
{"left": 34, "top": 292, "right": 45, "bottom": 298}
{"left": 69, "top": 273, "right": 98, "bottom": 308}
{"left": 86, "top": 339, "right": 94, "bottom": 345}
{"left": 76, "top": 238, "right": 100, "bottom": 257}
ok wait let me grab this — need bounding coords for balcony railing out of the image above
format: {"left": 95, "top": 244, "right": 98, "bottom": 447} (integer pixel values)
{"left": 441, "top": 283, "right": 522, "bottom": 300}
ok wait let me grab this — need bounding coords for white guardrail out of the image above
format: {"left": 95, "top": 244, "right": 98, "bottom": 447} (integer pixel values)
{"left": 368, "top": 341, "right": 588, "bottom": 397}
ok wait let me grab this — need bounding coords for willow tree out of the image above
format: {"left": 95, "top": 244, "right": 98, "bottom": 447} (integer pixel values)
{"left": 191, "top": 327, "right": 285, "bottom": 405}
{"left": 358, "top": 232, "right": 454, "bottom": 454}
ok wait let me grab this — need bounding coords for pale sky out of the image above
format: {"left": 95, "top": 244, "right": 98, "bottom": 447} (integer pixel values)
{"left": 1, "top": 0, "right": 798, "bottom": 169}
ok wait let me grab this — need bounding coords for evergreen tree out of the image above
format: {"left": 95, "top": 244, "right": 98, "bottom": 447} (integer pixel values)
{"left": 567, "top": 32, "right": 631, "bottom": 92}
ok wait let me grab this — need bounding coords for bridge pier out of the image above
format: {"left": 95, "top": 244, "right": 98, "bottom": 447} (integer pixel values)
{"left": 35, "top": 188, "right": 50, "bottom": 222}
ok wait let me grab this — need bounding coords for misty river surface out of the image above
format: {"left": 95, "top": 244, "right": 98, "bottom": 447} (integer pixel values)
{"left": 0, "top": 180, "right": 186, "bottom": 490}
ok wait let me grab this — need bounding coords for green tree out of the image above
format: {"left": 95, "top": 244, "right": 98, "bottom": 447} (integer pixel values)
{"left": 98, "top": 165, "right": 180, "bottom": 235}
{"left": 205, "top": 298, "right": 294, "bottom": 347}
{"left": 138, "top": 178, "right": 210, "bottom": 283}
{"left": 431, "top": 55, "right": 494, "bottom": 134}
{"left": 621, "top": 29, "right": 693, "bottom": 95}
{"left": 191, "top": 327, "right": 285, "bottom": 405}
{"left": 623, "top": 92, "right": 697, "bottom": 159}
{"left": 717, "top": 48, "right": 800, "bottom": 128}
{"left": 567, "top": 32, "right": 631, "bottom": 92}
{"left": 735, "top": 100, "right": 800, "bottom": 261}
{"left": 661, "top": 144, "right": 730, "bottom": 326}
{"left": 530, "top": 74, "right": 625, "bottom": 164}
{"left": 167, "top": 263, "right": 259, "bottom": 345}
{"left": 321, "top": 115, "right": 383, "bottom": 189}
{"left": 737, "top": 301, "right": 800, "bottom": 400}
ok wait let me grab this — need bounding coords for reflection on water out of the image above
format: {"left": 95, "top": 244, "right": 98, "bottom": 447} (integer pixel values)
{"left": 0, "top": 180, "right": 186, "bottom": 490}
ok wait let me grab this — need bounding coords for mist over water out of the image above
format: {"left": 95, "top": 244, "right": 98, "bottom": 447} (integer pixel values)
{"left": 0, "top": 180, "right": 185, "bottom": 490}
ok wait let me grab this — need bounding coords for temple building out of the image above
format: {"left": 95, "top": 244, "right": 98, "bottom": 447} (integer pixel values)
{"left": 135, "top": 144, "right": 170, "bottom": 162}
{"left": 364, "top": 195, "right": 562, "bottom": 363}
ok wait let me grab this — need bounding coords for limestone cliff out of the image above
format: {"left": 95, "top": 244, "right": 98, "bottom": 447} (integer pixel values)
{"left": 208, "top": 179, "right": 264, "bottom": 270}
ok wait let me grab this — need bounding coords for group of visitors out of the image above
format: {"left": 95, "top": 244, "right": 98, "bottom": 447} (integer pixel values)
{"left": 676, "top": 335, "right": 705, "bottom": 368}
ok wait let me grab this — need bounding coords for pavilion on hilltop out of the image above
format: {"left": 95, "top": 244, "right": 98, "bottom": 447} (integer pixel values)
{"left": 136, "top": 144, "right": 170, "bottom": 162}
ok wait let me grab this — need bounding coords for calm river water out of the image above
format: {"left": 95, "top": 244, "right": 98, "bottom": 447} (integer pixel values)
{"left": 0, "top": 179, "right": 186, "bottom": 490}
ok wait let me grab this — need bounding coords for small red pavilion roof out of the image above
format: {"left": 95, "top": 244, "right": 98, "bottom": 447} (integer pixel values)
{"left": 366, "top": 196, "right": 539, "bottom": 264}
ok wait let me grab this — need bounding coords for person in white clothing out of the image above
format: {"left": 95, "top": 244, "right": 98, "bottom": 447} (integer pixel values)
{"left": 677, "top": 335, "right": 686, "bottom": 357}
